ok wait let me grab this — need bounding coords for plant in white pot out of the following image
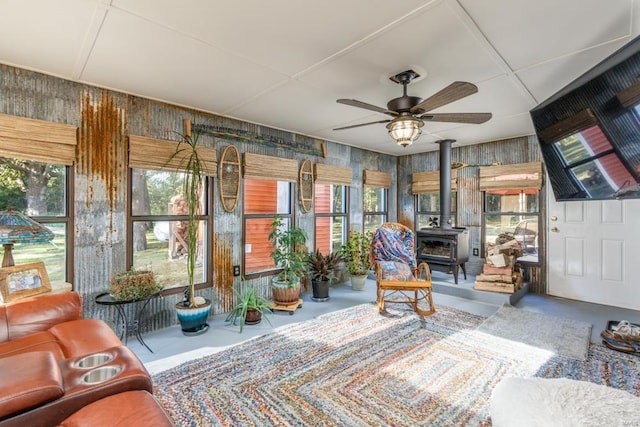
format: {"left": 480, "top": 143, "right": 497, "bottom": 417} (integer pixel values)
{"left": 268, "top": 215, "right": 307, "bottom": 305}
{"left": 340, "top": 229, "right": 373, "bottom": 291}
{"left": 169, "top": 120, "right": 211, "bottom": 335}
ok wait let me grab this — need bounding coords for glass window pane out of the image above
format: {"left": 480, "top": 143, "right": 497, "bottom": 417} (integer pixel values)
{"left": 132, "top": 169, "right": 206, "bottom": 217}
{"left": 315, "top": 216, "right": 346, "bottom": 254}
{"left": 485, "top": 191, "right": 539, "bottom": 213}
{"left": 0, "top": 160, "right": 66, "bottom": 216}
{"left": 245, "top": 217, "right": 279, "bottom": 274}
{"left": 11, "top": 223, "right": 67, "bottom": 282}
{"left": 568, "top": 153, "right": 637, "bottom": 198}
{"left": 485, "top": 214, "right": 538, "bottom": 256}
{"left": 244, "top": 179, "right": 291, "bottom": 214}
{"left": 314, "top": 183, "right": 346, "bottom": 214}
{"left": 132, "top": 220, "right": 207, "bottom": 290}
{"left": 364, "top": 214, "right": 385, "bottom": 235}
{"left": 555, "top": 125, "right": 613, "bottom": 164}
{"left": 364, "top": 187, "right": 385, "bottom": 213}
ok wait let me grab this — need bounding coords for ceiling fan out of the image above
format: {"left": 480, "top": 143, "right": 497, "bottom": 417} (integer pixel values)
{"left": 334, "top": 70, "right": 492, "bottom": 147}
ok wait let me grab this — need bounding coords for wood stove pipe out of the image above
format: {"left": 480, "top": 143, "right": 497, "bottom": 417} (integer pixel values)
{"left": 436, "top": 139, "right": 455, "bottom": 230}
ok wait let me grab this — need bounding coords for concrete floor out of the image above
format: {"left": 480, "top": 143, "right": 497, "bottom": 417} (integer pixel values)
{"left": 128, "top": 272, "right": 640, "bottom": 374}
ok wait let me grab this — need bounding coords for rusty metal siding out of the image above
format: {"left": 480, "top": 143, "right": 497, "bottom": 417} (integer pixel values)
{"left": 0, "top": 63, "right": 400, "bottom": 332}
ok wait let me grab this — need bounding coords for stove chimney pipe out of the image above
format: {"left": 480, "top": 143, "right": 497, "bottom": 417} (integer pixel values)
{"left": 436, "top": 139, "right": 455, "bottom": 230}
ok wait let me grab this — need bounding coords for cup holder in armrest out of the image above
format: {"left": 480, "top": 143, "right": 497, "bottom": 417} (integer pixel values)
{"left": 81, "top": 366, "right": 122, "bottom": 384}
{"left": 74, "top": 353, "right": 114, "bottom": 369}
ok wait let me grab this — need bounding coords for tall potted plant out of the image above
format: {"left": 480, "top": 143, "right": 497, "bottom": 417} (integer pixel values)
{"left": 307, "top": 249, "right": 343, "bottom": 301}
{"left": 170, "top": 120, "right": 212, "bottom": 335}
{"left": 268, "top": 215, "right": 307, "bottom": 304}
{"left": 340, "top": 229, "right": 373, "bottom": 291}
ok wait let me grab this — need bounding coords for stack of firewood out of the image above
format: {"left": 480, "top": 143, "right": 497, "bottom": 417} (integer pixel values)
{"left": 474, "top": 234, "right": 524, "bottom": 294}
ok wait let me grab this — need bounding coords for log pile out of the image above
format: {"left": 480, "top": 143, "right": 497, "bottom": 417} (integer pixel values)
{"left": 474, "top": 234, "right": 524, "bottom": 294}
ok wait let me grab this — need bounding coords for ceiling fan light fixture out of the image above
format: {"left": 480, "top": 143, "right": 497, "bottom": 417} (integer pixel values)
{"left": 387, "top": 116, "right": 424, "bottom": 147}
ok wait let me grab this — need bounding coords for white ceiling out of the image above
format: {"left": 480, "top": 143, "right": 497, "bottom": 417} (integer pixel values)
{"left": 0, "top": 0, "right": 638, "bottom": 155}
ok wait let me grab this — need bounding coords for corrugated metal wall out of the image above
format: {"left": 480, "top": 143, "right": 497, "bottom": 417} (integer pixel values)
{"left": 1, "top": 63, "right": 548, "bottom": 335}
{"left": 0, "top": 64, "right": 394, "bottom": 333}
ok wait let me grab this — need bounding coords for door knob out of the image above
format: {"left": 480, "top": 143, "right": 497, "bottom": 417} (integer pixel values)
{"left": 551, "top": 216, "right": 558, "bottom": 221}
{"left": 551, "top": 227, "right": 559, "bottom": 232}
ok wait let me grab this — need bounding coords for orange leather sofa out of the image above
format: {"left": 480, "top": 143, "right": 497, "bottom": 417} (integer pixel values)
{"left": 0, "top": 292, "right": 174, "bottom": 426}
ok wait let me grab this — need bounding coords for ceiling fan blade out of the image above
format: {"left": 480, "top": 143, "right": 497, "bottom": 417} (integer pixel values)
{"left": 419, "top": 112, "right": 492, "bottom": 124}
{"left": 410, "top": 81, "right": 478, "bottom": 114}
{"left": 337, "top": 99, "right": 397, "bottom": 116}
{"left": 333, "top": 119, "right": 391, "bottom": 131}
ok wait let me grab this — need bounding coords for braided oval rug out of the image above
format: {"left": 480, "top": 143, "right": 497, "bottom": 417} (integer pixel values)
{"left": 152, "top": 303, "right": 640, "bottom": 427}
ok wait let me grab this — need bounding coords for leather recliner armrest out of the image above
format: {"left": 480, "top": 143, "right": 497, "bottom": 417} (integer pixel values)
{"left": 0, "top": 351, "right": 64, "bottom": 420}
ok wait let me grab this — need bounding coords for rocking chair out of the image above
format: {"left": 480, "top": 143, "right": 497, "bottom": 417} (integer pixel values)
{"left": 370, "top": 222, "right": 436, "bottom": 316}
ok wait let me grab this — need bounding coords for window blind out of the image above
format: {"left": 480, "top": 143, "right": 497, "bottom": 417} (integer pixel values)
{"left": 313, "top": 163, "right": 353, "bottom": 185}
{"left": 479, "top": 162, "right": 542, "bottom": 190}
{"left": 243, "top": 152, "right": 297, "bottom": 182}
{"left": 363, "top": 170, "right": 391, "bottom": 188}
{"left": 129, "top": 135, "right": 218, "bottom": 176}
{"left": 0, "top": 113, "right": 77, "bottom": 165}
{"left": 411, "top": 169, "right": 458, "bottom": 194}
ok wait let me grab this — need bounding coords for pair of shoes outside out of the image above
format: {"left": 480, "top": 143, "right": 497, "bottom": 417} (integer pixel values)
{"left": 612, "top": 320, "right": 640, "bottom": 336}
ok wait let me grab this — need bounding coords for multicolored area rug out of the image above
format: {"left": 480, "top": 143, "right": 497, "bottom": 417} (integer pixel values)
{"left": 152, "top": 303, "right": 640, "bottom": 427}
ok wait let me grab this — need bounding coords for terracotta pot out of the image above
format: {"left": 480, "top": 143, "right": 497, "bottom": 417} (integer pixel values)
{"left": 271, "top": 277, "right": 301, "bottom": 304}
{"left": 244, "top": 309, "right": 262, "bottom": 325}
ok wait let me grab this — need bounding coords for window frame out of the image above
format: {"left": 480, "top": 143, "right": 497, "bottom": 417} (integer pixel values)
{"left": 482, "top": 189, "right": 540, "bottom": 264}
{"left": 313, "top": 182, "right": 349, "bottom": 254}
{"left": 0, "top": 160, "right": 74, "bottom": 283}
{"left": 363, "top": 186, "right": 388, "bottom": 235}
{"left": 414, "top": 191, "right": 457, "bottom": 230}
{"left": 242, "top": 179, "right": 296, "bottom": 279}
{"left": 126, "top": 168, "right": 214, "bottom": 295}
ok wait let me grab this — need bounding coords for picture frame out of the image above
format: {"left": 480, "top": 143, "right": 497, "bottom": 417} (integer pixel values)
{"left": 0, "top": 261, "right": 51, "bottom": 303}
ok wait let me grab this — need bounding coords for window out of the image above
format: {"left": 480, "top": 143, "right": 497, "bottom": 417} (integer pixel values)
{"left": 553, "top": 125, "right": 636, "bottom": 199}
{"left": 243, "top": 178, "right": 293, "bottom": 275}
{"left": 363, "top": 187, "right": 387, "bottom": 235}
{"left": 483, "top": 190, "right": 539, "bottom": 263}
{"left": 415, "top": 192, "right": 457, "bottom": 230}
{"left": 128, "top": 168, "right": 213, "bottom": 291}
{"left": 0, "top": 158, "right": 72, "bottom": 282}
{"left": 314, "top": 183, "right": 348, "bottom": 254}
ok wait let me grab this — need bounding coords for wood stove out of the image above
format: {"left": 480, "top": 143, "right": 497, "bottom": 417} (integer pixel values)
{"left": 416, "top": 228, "right": 469, "bottom": 284}
{"left": 416, "top": 139, "right": 469, "bottom": 284}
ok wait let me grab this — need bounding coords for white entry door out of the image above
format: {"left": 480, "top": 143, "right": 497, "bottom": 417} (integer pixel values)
{"left": 547, "top": 188, "right": 640, "bottom": 310}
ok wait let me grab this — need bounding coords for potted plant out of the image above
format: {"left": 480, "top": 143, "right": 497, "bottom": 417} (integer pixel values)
{"left": 169, "top": 120, "right": 212, "bottom": 335}
{"left": 109, "top": 269, "right": 163, "bottom": 301}
{"left": 340, "top": 229, "right": 373, "bottom": 291}
{"left": 307, "top": 249, "right": 343, "bottom": 301}
{"left": 268, "top": 215, "right": 307, "bottom": 305}
{"left": 225, "top": 286, "right": 272, "bottom": 332}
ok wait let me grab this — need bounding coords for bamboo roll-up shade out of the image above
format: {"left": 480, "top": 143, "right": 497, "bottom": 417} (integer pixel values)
{"left": 129, "top": 135, "right": 217, "bottom": 176}
{"left": 313, "top": 163, "right": 353, "bottom": 186}
{"left": 479, "top": 162, "right": 542, "bottom": 190}
{"left": 537, "top": 109, "right": 597, "bottom": 144}
{"left": 243, "top": 152, "right": 298, "bottom": 182}
{"left": 617, "top": 81, "right": 640, "bottom": 108}
{"left": 411, "top": 169, "right": 458, "bottom": 194}
{"left": 0, "top": 113, "right": 77, "bottom": 165}
{"left": 363, "top": 170, "right": 391, "bottom": 188}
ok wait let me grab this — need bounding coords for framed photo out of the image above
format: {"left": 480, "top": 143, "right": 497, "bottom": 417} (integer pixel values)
{"left": 0, "top": 262, "right": 51, "bottom": 303}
